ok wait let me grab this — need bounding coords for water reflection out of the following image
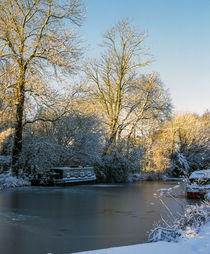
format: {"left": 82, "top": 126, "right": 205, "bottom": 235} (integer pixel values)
{"left": 0, "top": 182, "right": 196, "bottom": 254}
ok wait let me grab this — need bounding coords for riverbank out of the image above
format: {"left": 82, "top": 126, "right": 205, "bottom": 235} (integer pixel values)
{"left": 73, "top": 221, "right": 210, "bottom": 254}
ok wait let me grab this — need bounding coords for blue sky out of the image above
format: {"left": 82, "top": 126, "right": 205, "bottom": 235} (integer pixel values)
{"left": 81, "top": 0, "right": 210, "bottom": 114}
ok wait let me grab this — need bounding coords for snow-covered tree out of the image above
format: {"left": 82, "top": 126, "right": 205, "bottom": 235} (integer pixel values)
{"left": 145, "top": 112, "right": 210, "bottom": 176}
{"left": 16, "top": 109, "right": 104, "bottom": 174}
{"left": 0, "top": 0, "right": 85, "bottom": 176}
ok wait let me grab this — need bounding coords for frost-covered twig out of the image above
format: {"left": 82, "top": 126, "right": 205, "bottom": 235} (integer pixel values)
{"left": 148, "top": 201, "right": 210, "bottom": 243}
{"left": 159, "top": 198, "right": 176, "bottom": 221}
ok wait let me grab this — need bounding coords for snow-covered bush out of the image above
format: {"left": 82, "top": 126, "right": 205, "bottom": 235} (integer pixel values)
{"left": 0, "top": 171, "right": 30, "bottom": 190}
{"left": 28, "top": 112, "right": 104, "bottom": 167}
{"left": 148, "top": 202, "right": 210, "bottom": 242}
{"left": 52, "top": 113, "right": 104, "bottom": 166}
{"left": 0, "top": 155, "right": 11, "bottom": 173}
{"left": 96, "top": 143, "right": 143, "bottom": 183}
{"left": 166, "top": 152, "right": 190, "bottom": 177}
{"left": 9, "top": 110, "right": 104, "bottom": 176}
{"left": 19, "top": 135, "right": 71, "bottom": 173}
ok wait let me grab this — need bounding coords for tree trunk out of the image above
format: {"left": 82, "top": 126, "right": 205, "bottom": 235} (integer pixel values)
{"left": 102, "top": 130, "right": 117, "bottom": 156}
{"left": 11, "top": 73, "right": 25, "bottom": 177}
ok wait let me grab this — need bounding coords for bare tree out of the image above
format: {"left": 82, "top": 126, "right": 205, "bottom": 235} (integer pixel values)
{"left": 84, "top": 19, "right": 171, "bottom": 155}
{"left": 0, "top": 0, "right": 85, "bottom": 175}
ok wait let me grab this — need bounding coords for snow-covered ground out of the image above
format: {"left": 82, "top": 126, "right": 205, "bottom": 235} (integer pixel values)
{"left": 73, "top": 222, "right": 210, "bottom": 254}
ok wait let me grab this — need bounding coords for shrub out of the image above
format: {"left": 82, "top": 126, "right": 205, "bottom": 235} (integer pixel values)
{"left": 148, "top": 202, "right": 210, "bottom": 242}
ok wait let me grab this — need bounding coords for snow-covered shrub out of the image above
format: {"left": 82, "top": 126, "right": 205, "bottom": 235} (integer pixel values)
{"left": 96, "top": 143, "right": 143, "bottom": 183}
{"left": 166, "top": 152, "right": 190, "bottom": 177}
{"left": 15, "top": 111, "right": 104, "bottom": 175}
{"left": 148, "top": 227, "right": 179, "bottom": 242}
{"left": 33, "top": 112, "right": 104, "bottom": 168}
{"left": 0, "top": 155, "right": 11, "bottom": 173}
{"left": 19, "top": 135, "right": 71, "bottom": 173}
{"left": 148, "top": 202, "right": 210, "bottom": 242}
{"left": 0, "top": 171, "right": 30, "bottom": 190}
{"left": 101, "top": 152, "right": 130, "bottom": 183}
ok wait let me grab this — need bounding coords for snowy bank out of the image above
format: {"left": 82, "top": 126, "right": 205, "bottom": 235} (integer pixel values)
{"left": 0, "top": 172, "right": 30, "bottom": 190}
{"left": 73, "top": 222, "right": 210, "bottom": 254}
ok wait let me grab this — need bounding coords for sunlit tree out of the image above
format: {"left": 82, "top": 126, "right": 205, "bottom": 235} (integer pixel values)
{"left": 84, "top": 20, "right": 171, "bottom": 155}
{"left": 0, "top": 0, "right": 85, "bottom": 175}
{"left": 145, "top": 113, "right": 210, "bottom": 175}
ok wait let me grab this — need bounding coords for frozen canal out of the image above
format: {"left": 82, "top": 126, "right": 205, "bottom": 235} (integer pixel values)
{"left": 0, "top": 182, "right": 195, "bottom": 254}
